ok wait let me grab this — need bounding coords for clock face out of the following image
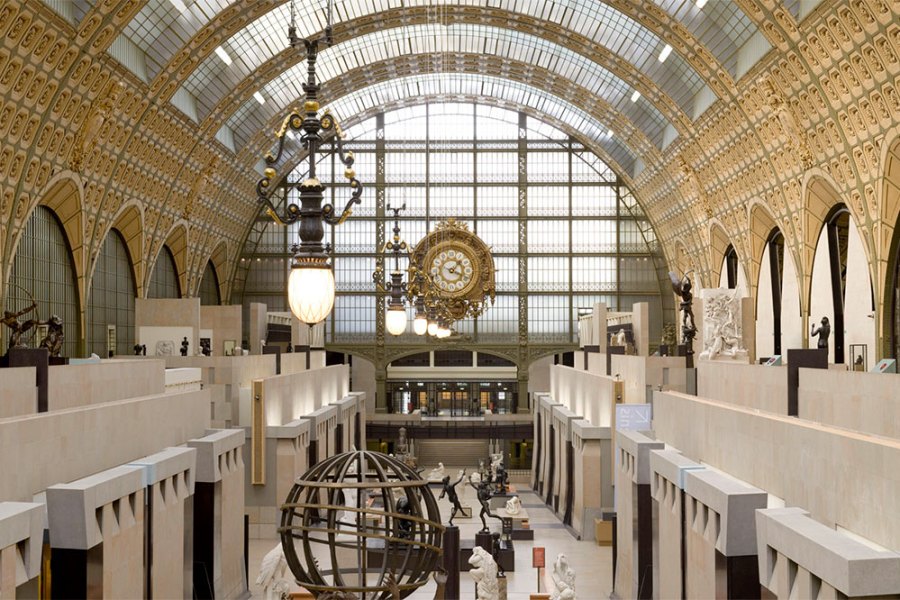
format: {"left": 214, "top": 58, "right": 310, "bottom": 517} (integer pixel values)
{"left": 427, "top": 244, "right": 479, "bottom": 297}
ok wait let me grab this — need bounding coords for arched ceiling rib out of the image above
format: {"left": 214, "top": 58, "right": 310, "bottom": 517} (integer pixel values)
{"left": 179, "top": 1, "right": 708, "bottom": 118}
{"left": 221, "top": 24, "right": 672, "bottom": 150}
{"left": 236, "top": 58, "right": 660, "bottom": 171}
{"left": 248, "top": 73, "right": 641, "bottom": 178}
{"left": 201, "top": 11, "right": 696, "bottom": 141}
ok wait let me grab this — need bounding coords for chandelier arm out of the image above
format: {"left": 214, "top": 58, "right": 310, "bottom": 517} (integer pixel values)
{"left": 321, "top": 181, "right": 363, "bottom": 226}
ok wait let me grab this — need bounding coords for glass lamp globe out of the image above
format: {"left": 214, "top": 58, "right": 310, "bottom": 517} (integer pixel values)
{"left": 413, "top": 314, "right": 428, "bottom": 336}
{"left": 386, "top": 306, "right": 407, "bottom": 336}
{"left": 427, "top": 321, "right": 439, "bottom": 336}
{"left": 437, "top": 326, "right": 451, "bottom": 339}
{"left": 288, "top": 266, "right": 335, "bottom": 325}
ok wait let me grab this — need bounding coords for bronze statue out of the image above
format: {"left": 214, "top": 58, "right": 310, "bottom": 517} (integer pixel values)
{"left": 811, "top": 316, "right": 830, "bottom": 352}
{"left": 438, "top": 469, "right": 466, "bottom": 526}
{"left": 38, "top": 315, "right": 64, "bottom": 357}
{"left": 669, "top": 271, "right": 697, "bottom": 363}
{"left": 2, "top": 300, "right": 38, "bottom": 351}
{"left": 180, "top": 336, "right": 189, "bottom": 356}
{"left": 470, "top": 480, "right": 501, "bottom": 533}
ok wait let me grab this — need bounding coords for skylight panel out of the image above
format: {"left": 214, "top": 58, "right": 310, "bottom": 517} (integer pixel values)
{"left": 215, "top": 46, "right": 232, "bottom": 66}
{"left": 658, "top": 44, "right": 673, "bottom": 62}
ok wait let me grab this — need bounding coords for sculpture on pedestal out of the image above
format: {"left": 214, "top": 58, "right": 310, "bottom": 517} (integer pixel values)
{"left": 256, "top": 544, "right": 290, "bottom": 600}
{"left": 468, "top": 546, "right": 500, "bottom": 600}
{"left": 811, "top": 316, "right": 830, "bottom": 353}
{"left": 616, "top": 329, "right": 626, "bottom": 347}
{"left": 494, "top": 464, "right": 509, "bottom": 494}
{"left": 505, "top": 496, "right": 521, "bottom": 515}
{"left": 669, "top": 271, "right": 696, "bottom": 363}
{"left": 438, "top": 469, "right": 466, "bottom": 526}
{"left": 549, "top": 553, "right": 576, "bottom": 600}
{"left": 470, "top": 480, "right": 502, "bottom": 533}
{"left": 428, "top": 462, "right": 445, "bottom": 480}
{"left": 38, "top": 315, "right": 64, "bottom": 357}
{"left": 200, "top": 338, "right": 211, "bottom": 356}
{"left": 133, "top": 344, "right": 147, "bottom": 356}
{"left": 180, "top": 336, "right": 189, "bottom": 356}
{"left": 2, "top": 300, "right": 38, "bottom": 352}
{"left": 699, "top": 289, "right": 747, "bottom": 361}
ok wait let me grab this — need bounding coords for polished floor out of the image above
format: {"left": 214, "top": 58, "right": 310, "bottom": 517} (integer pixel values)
{"left": 248, "top": 478, "right": 613, "bottom": 599}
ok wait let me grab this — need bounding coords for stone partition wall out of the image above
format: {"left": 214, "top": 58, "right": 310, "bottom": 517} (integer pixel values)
{"left": 652, "top": 391, "right": 900, "bottom": 556}
{"left": 682, "top": 469, "right": 766, "bottom": 599}
{"left": 199, "top": 305, "right": 242, "bottom": 357}
{"left": 798, "top": 368, "right": 900, "bottom": 438}
{"left": 127, "top": 447, "right": 196, "bottom": 599}
{"left": 188, "top": 429, "right": 246, "bottom": 599}
{"left": 534, "top": 394, "right": 561, "bottom": 499}
{"left": 0, "top": 502, "right": 42, "bottom": 596}
{"left": 254, "top": 364, "right": 349, "bottom": 428}
{"left": 549, "top": 365, "right": 616, "bottom": 427}
{"left": 571, "top": 419, "right": 611, "bottom": 540}
{"left": 0, "top": 368, "right": 37, "bottom": 419}
{"left": 136, "top": 298, "right": 202, "bottom": 354}
{"left": 46, "top": 359, "right": 166, "bottom": 411}
{"left": 304, "top": 405, "right": 339, "bottom": 466}
{"left": 164, "top": 354, "right": 277, "bottom": 427}
{"left": 46, "top": 465, "right": 146, "bottom": 598}
{"left": 756, "top": 508, "right": 900, "bottom": 599}
{"left": 0, "top": 389, "right": 210, "bottom": 503}
{"left": 614, "top": 430, "right": 663, "bottom": 600}
{"left": 697, "top": 361, "right": 787, "bottom": 413}
{"left": 611, "top": 355, "right": 688, "bottom": 405}
{"left": 551, "top": 404, "right": 582, "bottom": 522}
{"left": 649, "top": 450, "right": 705, "bottom": 600}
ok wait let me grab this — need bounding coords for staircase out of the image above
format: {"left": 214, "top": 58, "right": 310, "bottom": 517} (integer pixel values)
{"left": 415, "top": 440, "right": 490, "bottom": 468}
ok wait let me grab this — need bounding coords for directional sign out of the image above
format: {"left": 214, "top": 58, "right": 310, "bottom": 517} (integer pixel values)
{"left": 616, "top": 403, "right": 652, "bottom": 431}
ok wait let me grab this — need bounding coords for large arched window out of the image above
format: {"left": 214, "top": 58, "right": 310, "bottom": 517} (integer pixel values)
{"left": 199, "top": 261, "right": 221, "bottom": 305}
{"left": 5, "top": 206, "right": 79, "bottom": 357}
{"left": 809, "top": 204, "right": 874, "bottom": 364}
{"left": 148, "top": 245, "right": 181, "bottom": 299}
{"left": 235, "top": 103, "right": 667, "bottom": 346}
{"left": 87, "top": 230, "right": 137, "bottom": 357}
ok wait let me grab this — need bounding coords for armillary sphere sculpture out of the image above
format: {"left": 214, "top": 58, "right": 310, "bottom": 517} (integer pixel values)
{"left": 280, "top": 450, "right": 444, "bottom": 599}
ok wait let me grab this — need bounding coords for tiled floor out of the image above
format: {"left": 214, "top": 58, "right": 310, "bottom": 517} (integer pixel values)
{"left": 248, "top": 481, "right": 613, "bottom": 599}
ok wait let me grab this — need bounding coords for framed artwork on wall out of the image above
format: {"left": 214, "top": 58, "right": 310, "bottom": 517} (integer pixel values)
{"left": 224, "top": 340, "right": 236, "bottom": 356}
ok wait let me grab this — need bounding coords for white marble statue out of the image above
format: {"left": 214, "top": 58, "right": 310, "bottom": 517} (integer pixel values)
{"left": 490, "top": 453, "right": 503, "bottom": 478}
{"left": 505, "top": 495, "right": 521, "bottom": 515}
{"left": 550, "top": 553, "right": 576, "bottom": 600}
{"left": 256, "top": 544, "right": 290, "bottom": 600}
{"left": 470, "top": 471, "right": 482, "bottom": 484}
{"left": 616, "top": 329, "right": 626, "bottom": 347}
{"left": 339, "top": 451, "right": 360, "bottom": 527}
{"left": 469, "top": 546, "right": 500, "bottom": 600}
{"left": 699, "top": 288, "right": 748, "bottom": 361}
{"left": 428, "top": 462, "right": 445, "bottom": 480}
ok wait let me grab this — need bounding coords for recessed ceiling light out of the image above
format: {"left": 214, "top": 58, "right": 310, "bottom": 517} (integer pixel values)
{"left": 169, "top": 0, "right": 187, "bottom": 12}
{"left": 696, "top": 0, "right": 708, "bottom": 7}
{"left": 659, "top": 44, "right": 673, "bottom": 63}
{"left": 607, "top": 129, "right": 614, "bottom": 138}
{"left": 215, "top": 46, "right": 232, "bottom": 66}
{"left": 253, "top": 91, "right": 265, "bottom": 105}
{"left": 631, "top": 90, "right": 641, "bottom": 102}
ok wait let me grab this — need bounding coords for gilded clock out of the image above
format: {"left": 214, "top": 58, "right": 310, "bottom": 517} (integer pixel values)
{"left": 407, "top": 219, "right": 496, "bottom": 321}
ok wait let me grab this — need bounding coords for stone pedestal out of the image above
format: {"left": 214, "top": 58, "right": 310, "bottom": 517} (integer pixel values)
{"left": 3, "top": 347, "right": 49, "bottom": 412}
{"left": 443, "top": 525, "right": 460, "bottom": 599}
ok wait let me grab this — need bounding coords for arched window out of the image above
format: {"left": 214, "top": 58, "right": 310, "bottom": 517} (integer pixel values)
{"left": 825, "top": 208, "right": 850, "bottom": 364}
{"left": 148, "top": 245, "right": 181, "bottom": 299}
{"left": 199, "top": 261, "right": 221, "bottom": 305}
{"left": 88, "top": 230, "right": 136, "bottom": 357}
{"left": 6, "top": 206, "right": 79, "bottom": 357}
{"left": 766, "top": 231, "right": 785, "bottom": 355}
{"left": 724, "top": 245, "right": 739, "bottom": 290}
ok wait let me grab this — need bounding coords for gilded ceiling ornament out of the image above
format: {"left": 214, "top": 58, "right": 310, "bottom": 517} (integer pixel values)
{"left": 69, "top": 80, "right": 123, "bottom": 173}
{"left": 761, "top": 78, "right": 814, "bottom": 171}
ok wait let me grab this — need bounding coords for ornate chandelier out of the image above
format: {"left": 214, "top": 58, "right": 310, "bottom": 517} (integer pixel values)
{"left": 255, "top": 0, "right": 363, "bottom": 325}
{"left": 373, "top": 204, "right": 409, "bottom": 336}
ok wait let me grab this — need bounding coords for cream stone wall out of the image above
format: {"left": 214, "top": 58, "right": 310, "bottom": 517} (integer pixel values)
{"left": 280, "top": 352, "right": 309, "bottom": 375}
{"left": 571, "top": 420, "right": 611, "bottom": 540}
{"left": 611, "top": 354, "right": 687, "bottom": 404}
{"left": 0, "top": 389, "right": 210, "bottom": 502}
{"left": 0, "top": 368, "right": 36, "bottom": 419}
{"left": 47, "top": 359, "right": 166, "bottom": 411}
{"left": 697, "top": 360, "right": 787, "bottom": 413}
{"left": 798, "top": 367, "right": 900, "bottom": 437}
{"left": 632, "top": 301, "right": 650, "bottom": 356}
{"left": 199, "top": 305, "right": 242, "bottom": 357}
{"left": 136, "top": 298, "right": 201, "bottom": 354}
{"left": 549, "top": 365, "right": 616, "bottom": 427}
{"left": 652, "top": 390, "right": 900, "bottom": 554}
{"left": 257, "top": 364, "right": 349, "bottom": 427}
{"left": 0, "top": 502, "right": 42, "bottom": 595}
{"left": 249, "top": 303, "right": 267, "bottom": 356}
{"left": 551, "top": 404, "right": 581, "bottom": 519}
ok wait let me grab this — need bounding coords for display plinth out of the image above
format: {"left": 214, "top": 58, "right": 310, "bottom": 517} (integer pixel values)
{"left": 443, "top": 525, "right": 460, "bottom": 600}
{"left": 2, "top": 347, "right": 49, "bottom": 412}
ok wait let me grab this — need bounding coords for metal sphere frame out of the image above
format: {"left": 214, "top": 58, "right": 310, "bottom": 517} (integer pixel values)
{"left": 279, "top": 450, "right": 444, "bottom": 599}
